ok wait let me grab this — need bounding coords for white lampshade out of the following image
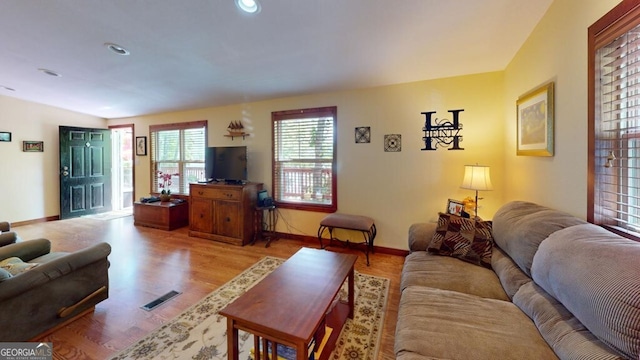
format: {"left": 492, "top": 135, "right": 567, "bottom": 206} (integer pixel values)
{"left": 460, "top": 165, "right": 493, "bottom": 191}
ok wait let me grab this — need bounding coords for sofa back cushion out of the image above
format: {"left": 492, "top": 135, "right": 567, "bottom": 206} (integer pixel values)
{"left": 492, "top": 201, "right": 586, "bottom": 276}
{"left": 531, "top": 223, "right": 640, "bottom": 359}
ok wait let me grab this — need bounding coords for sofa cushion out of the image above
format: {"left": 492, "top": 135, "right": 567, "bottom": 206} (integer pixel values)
{"left": 401, "top": 251, "right": 509, "bottom": 300}
{"left": 0, "top": 257, "right": 39, "bottom": 276}
{"left": 513, "top": 281, "right": 623, "bottom": 360}
{"left": 491, "top": 247, "right": 532, "bottom": 300}
{"left": 492, "top": 201, "right": 586, "bottom": 276}
{"left": 427, "top": 213, "right": 493, "bottom": 268}
{"left": 532, "top": 223, "right": 640, "bottom": 360}
{"left": 395, "top": 286, "right": 558, "bottom": 360}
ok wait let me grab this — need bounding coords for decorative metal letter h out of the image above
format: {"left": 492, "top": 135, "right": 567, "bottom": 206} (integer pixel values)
{"left": 421, "top": 109, "right": 464, "bottom": 151}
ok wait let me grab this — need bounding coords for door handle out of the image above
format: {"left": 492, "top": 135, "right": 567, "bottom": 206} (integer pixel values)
{"left": 61, "top": 166, "right": 69, "bottom": 177}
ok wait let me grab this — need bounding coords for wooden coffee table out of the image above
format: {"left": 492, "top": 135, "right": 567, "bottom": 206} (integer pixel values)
{"left": 220, "top": 248, "right": 358, "bottom": 360}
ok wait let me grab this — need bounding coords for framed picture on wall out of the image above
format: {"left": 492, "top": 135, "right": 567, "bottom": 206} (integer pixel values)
{"left": 23, "top": 141, "right": 44, "bottom": 152}
{"left": 136, "top": 136, "right": 147, "bottom": 156}
{"left": 0, "top": 132, "right": 11, "bottom": 142}
{"left": 516, "top": 82, "right": 554, "bottom": 156}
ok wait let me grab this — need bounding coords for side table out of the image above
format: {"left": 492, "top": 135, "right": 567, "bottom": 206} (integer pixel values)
{"left": 133, "top": 200, "right": 189, "bottom": 230}
{"left": 253, "top": 205, "right": 277, "bottom": 247}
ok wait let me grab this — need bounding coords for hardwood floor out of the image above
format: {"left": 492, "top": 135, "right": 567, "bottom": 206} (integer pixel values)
{"left": 13, "top": 215, "right": 405, "bottom": 360}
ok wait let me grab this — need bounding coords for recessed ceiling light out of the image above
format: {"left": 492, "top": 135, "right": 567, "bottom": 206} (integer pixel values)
{"left": 236, "top": 0, "right": 260, "bottom": 14}
{"left": 38, "top": 68, "right": 61, "bottom": 77}
{"left": 105, "top": 42, "right": 130, "bottom": 56}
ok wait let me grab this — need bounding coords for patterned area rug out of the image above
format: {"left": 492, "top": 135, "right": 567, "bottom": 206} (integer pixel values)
{"left": 109, "top": 256, "right": 389, "bottom": 360}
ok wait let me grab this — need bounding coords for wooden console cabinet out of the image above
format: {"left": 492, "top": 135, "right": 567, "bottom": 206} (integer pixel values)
{"left": 189, "top": 182, "right": 262, "bottom": 246}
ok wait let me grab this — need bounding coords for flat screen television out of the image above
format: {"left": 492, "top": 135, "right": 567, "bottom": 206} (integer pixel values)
{"left": 204, "top": 146, "right": 248, "bottom": 183}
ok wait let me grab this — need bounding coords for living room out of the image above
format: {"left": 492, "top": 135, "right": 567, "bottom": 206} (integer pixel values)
{"left": 0, "top": 0, "right": 633, "bottom": 359}
{"left": 1, "top": 1, "right": 619, "bottom": 249}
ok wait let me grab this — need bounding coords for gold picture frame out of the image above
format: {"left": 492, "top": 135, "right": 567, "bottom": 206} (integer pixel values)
{"left": 446, "top": 198, "right": 465, "bottom": 216}
{"left": 516, "top": 82, "right": 554, "bottom": 156}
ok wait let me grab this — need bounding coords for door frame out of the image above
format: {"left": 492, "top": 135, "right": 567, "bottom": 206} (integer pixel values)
{"left": 109, "top": 124, "right": 136, "bottom": 210}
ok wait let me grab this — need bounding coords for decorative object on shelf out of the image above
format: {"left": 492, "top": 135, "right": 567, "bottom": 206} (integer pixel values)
{"left": 384, "top": 134, "right": 402, "bottom": 152}
{"left": 517, "top": 82, "right": 554, "bottom": 156}
{"left": 605, "top": 151, "right": 616, "bottom": 168}
{"left": 22, "top": 141, "right": 43, "bottom": 152}
{"left": 136, "top": 136, "right": 147, "bottom": 156}
{"left": 225, "top": 121, "right": 248, "bottom": 140}
{"left": 421, "top": 109, "right": 464, "bottom": 151}
{"left": 355, "top": 126, "right": 371, "bottom": 143}
{"left": 460, "top": 164, "right": 493, "bottom": 218}
{"left": 0, "top": 132, "right": 11, "bottom": 142}
{"left": 446, "top": 198, "right": 465, "bottom": 216}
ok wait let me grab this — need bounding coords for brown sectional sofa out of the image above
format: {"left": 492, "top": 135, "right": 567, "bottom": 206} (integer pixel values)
{"left": 395, "top": 201, "right": 640, "bottom": 360}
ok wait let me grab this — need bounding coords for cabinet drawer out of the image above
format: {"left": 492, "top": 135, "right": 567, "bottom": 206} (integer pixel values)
{"left": 192, "top": 187, "right": 241, "bottom": 200}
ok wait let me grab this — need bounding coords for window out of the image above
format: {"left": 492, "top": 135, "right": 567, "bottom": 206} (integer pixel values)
{"left": 272, "top": 106, "right": 337, "bottom": 212}
{"left": 150, "top": 120, "right": 207, "bottom": 195}
{"left": 589, "top": 0, "right": 640, "bottom": 239}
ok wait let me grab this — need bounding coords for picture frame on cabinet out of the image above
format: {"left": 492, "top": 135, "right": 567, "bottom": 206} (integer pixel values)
{"left": 516, "top": 82, "right": 554, "bottom": 156}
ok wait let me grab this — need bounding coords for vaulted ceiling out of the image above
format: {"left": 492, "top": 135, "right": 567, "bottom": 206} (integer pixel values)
{"left": 0, "top": 1, "right": 553, "bottom": 119}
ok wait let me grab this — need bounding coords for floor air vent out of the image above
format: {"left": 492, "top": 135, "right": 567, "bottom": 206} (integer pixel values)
{"left": 141, "top": 290, "right": 181, "bottom": 311}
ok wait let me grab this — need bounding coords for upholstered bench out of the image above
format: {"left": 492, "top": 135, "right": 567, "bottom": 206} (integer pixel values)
{"left": 317, "top": 213, "right": 376, "bottom": 265}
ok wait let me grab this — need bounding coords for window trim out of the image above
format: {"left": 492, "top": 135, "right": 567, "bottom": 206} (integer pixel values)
{"left": 149, "top": 120, "right": 208, "bottom": 195}
{"left": 272, "top": 106, "right": 338, "bottom": 213}
{"left": 588, "top": 0, "right": 640, "bottom": 241}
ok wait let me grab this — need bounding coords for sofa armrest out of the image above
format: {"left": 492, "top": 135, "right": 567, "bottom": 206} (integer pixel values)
{"left": 408, "top": 223, "right": 437, "bottom": 252}
{"left": 0, "top": 238, "right": 50, "bottom": 261}
{"left": 0, "top": 232, "right": 18, "bottom": 247}
{"left": 0, "top": 242, "right": 112, "bottom": 300}
{"left": 0, "top": 222, "right": 10, "bottom": 232}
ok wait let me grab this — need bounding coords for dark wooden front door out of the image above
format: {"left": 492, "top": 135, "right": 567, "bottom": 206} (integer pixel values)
{"left": 59, "top": 126, "right": 112, "bottom": 219}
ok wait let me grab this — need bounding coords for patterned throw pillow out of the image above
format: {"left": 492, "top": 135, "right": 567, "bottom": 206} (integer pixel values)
{"left": 427, "top": 212, "right": 494, "bottom": 268}
{"left": 0, "top": 257, "right": 39, "bottom": 276}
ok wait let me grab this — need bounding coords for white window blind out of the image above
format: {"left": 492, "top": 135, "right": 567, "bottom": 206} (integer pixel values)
{"left": 272, "top": 107, "right": 337, "bottom": 212}
{"left": 150, "top": 121, "right": 207, "bottom": 195}
{"left": 594, "top": 23, "right": 640, "bottom": 232}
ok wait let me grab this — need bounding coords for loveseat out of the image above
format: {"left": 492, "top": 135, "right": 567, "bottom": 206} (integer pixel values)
{"left": 394, "top": 201, "right": 640, "bottom": 359}
{"left": 0, "top": 238, "right": 112, "bottom": 340}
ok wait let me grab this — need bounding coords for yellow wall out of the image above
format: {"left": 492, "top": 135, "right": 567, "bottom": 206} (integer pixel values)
{"left": 0, "top": 96, "right": 106, "bottom": 222}
{"left": 503, "top": 0, "right": 618, "bottom": 218}
{"left": 111, "top": 72, "right": 505, "bottom": 250}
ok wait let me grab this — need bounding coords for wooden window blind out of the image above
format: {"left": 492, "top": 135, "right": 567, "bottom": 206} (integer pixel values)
{"left": 272, "top": 106, "right": 337, "bottom": 212}
{"left": 150, "top": 120, "right": 207, "bottom": 195}
{"left": 590, "top": 0, "right": 640, "bottom": 239}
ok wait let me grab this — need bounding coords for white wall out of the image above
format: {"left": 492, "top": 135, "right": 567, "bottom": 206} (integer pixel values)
{"left": 503, "top": 0, "right": 619, "bottom": 218}
{"left": 0, "top": 96, "right": 106, "bottom": 222}
{"left": 110, "top": 71, "right": 505, "bottom": 250}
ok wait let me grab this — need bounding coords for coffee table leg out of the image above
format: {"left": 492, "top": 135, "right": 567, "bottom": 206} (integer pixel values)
{"left": 227, "top": 319, "right": 239, "bottom": 360}
{"left": 348, "top": 265, "right": 354, "bottom": 319}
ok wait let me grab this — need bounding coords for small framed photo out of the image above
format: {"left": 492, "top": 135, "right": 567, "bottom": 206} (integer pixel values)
{"left": 0, "top": 132, "right": 11, "bottom": 142}
{"left": 447, "top": 199, "right": 465, "bottom": 216}
{"left": 23, "top": 141, "right": 43, "bottom": 152}
{"left": 517, "top": 82, "right": 554, "bottom": 156}
{"left": 136, "top": 136, "right": 147, "bottom": 156}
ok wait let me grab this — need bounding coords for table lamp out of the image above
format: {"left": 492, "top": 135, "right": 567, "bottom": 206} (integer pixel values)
{"left": 460, "top": 164, "right": 493, "bottom": 218}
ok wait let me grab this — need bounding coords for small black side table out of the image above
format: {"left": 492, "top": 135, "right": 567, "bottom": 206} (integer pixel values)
{"left": 253, "top": 205, "right": 277, "bottom": 247}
